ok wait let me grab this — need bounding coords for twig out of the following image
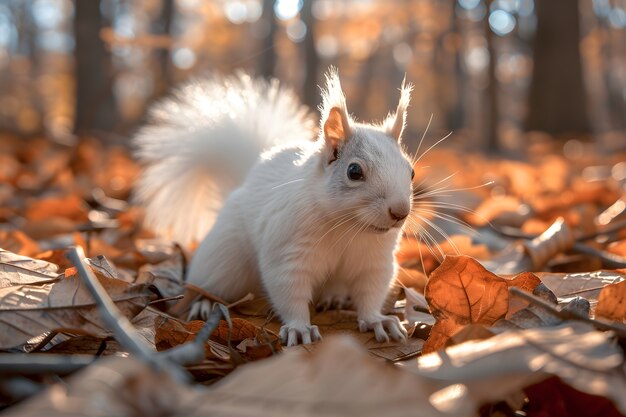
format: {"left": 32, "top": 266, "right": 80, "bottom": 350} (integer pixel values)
{"left": 493, "top": 218, "right": 626, "bottom": 242}
{"left": 572, "top": 242, "right": 626, "bottom": 269}
{"left": 508, "top": 287, "right": 626, "bottom": 338}
{"left": 0, "top": 353, "right": 94, "bottom": 375}
{"left": 159, "top": 306, "right": 223, "bottom": 366}
{"left": 227, "top": 292, "right": 255, "bottom": 309}
{"left": 492, "top": 225, "right": 626, "bottom": 268}
{"left": 148, "top": 294, "right": 185, "bottom": 304}
{"left": 67, "top": 246, "right": 189, "bottom": 382}
{"left": 185, "top": 283, "right": 229, "bottom": 305}
{"left": 28, "top": 331, "right": 58, "bottom": 352}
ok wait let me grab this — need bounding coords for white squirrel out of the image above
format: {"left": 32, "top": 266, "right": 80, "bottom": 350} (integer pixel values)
{"left": 134, "top": 68, "right": 414, "bottom": 346}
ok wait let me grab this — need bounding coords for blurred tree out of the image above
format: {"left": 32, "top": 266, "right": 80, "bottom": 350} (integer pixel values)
{"left": 153, "top": 0, "right": 175, "bottom": 98}
{"left": 73, "top": 0, "right": 118, "bottom": 135}
{"left": 485, "top": 0, "right": 499, "bottom": 152}
{"left": 525, "top": 0, "right": 590, "bottom": 134}
{"left": 258, "top": 0, "right": 277, "bottom": 78}
{"left": 301, "top": 0, "right": 319, "bottom": 110}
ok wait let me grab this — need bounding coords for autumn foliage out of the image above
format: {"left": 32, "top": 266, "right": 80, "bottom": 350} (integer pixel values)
{"left": 0, "top": 134, "right": 625, "bottom": 416}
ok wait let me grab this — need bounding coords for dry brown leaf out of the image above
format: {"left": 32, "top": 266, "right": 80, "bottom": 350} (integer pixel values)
{"left": 154, "top": 315, "right": 278, "bottom": 362}
{"left": 595, "top": 280, "right": 626, "bottom": 323}
{"left": 467, "top": 195, "right": 524, "bottom": 226}
{"left": 0, "top": 230, "right": 40, "bottom": 257}
{"left": 154, "top": 316, "right": 202, "bottom": 349}
{"left": 413, "top": 323, "right": 626, "bottom": 415}
{"left": 504, "top": 272, "right": 542, "bottom": 316}
{"left": 0, "top": 274, "right": 156, "bottom": 348}
{"left": 0, "top": 356, "right": 193, "bottom": 417}
{"left": 194, "top": 335, "right": 456, "bottom": 417}
{"left": 608, "top": 240, "right": 626, "bottom": 258}
{"left": 64, "top": 258, "right": 120, "bottom": 281}
{"left": 21, "top": 217, "right": 78, "bottom": 240}
{"left": 45, "top": 335, "right": 122, "bottom": 356}
{"left": 0, "top": 248, "right": 59, "bottom": 288}
{"left": 423, "top": 256, "right": 542, "bottom": 353}
{"left": 211, "top": 318, "right": 258, "bottom": 345}
{"left": 397, "top": 235, "right": 490, "bottom": 275}
{"left": 135, "top": 253, "right": 185, "bottom": 302}
{"left": 395, "top": 266, "right": 428, "bottom": 292}
{"left": 24, "top": 194, "right": 88, "bottom": 222}
{"left": 538, "top": 270, "right": 626, "bottom": 314}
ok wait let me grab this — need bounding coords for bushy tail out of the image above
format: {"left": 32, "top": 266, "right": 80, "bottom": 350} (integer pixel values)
{"left": 133, "top": 73, "right": 315, "bottom": 245}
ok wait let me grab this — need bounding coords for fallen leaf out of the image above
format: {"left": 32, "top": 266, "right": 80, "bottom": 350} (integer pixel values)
{"left": 523, "top": 376, "right": 625, "bottom": 417}
{"left": 194, "top": 335, "right": 457, "bottom": 417}
{"left": 397, "top": 235, "right": 490, "bottom": 275}
{"left": 24, "top": 194, "right": 88, "bottom": 222}
{"left": 135, "top": 254, "right": 185, "bottom": 302}
{"left": 608, "top": 240, "right": 626, "bottom": 258}
{"left": 423, "top": 256, "right": 544, "bottom": 353}
{"left": 595, "top": 280, "right": 626, "bottom": 323}
{"left": 211, "top": 318, "right": 259, "bottom": 345}
{"left": 414, "top": 323, "right": 626, "bottom": 415}
{"left": 404, "top": 287, "right": 436, "bottom": 326}
{"left": 423, "top": 255, "right": 509, "bottom": 353}
{"left": 0, "top": 230, "right": 40, "bottom": 257}
{"left": 0, "top": 274, "right": 156, "bottom": 348}
{"left": 538, "top": 270, "right": 626, "bottom": 314}
{"left": 504, "top": 272, "right": 542, "bottom": 316}
{"left": 0, "top": 356, "right": 193, "bottom": 417}
{"left": 0, "top": 248, "right": 60, "bottom": 288}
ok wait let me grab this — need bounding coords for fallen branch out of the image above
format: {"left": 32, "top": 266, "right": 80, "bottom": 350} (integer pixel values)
{"left": 159, "top": 305, "right": 223, "bottom": 366}
{"left": 67, "top": 246, "right": 189, "bottom": 382}
{"left": 509, "top": 287, "right": 626, "bottom": 338}
{"left": 0, "top": 353, "right": 94, "bottom": 375}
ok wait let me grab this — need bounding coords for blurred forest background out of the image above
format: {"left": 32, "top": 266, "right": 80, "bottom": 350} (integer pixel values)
{"left": 0, "top": 0, "right": 624, "bottom": 155}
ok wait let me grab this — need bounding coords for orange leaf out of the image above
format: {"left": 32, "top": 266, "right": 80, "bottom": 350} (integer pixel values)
{"left": 154, "top": 316, "right": 204, "bottom": 351}
{"left": 426, "top": 255, "right": 509, "bottom": 324}
{"left": 24, "top": 194, "right": 88, "bottom": 222}
{"left": 211, "top": 318, "right": 260, "bottom": 345}
{"left": 505, "top": 272, "right": 542, "bottom": 316}
{"left": 0, "top": 230, "right": 40, "bottom": 257}
{"left": 595, "top": 280, "right": 626, "bottom": 324}
{"left": 423, "top": 255, "right": 510, "bottom": 353}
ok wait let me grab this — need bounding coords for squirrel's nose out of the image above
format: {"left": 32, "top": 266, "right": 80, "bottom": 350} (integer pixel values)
{"left": 388, "top": 206, "right": 409, "bottom": 221}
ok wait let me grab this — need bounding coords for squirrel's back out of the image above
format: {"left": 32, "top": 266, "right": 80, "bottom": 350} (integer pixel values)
{"left": 133, "top": 73, "right": 315, "bottom": 244}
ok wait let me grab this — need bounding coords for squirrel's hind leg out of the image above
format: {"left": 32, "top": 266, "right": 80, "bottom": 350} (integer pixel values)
{"left": 185, "top": 216, "right": 261, "bottom": 319}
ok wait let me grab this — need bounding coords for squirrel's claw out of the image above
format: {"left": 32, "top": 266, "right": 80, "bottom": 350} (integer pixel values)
{"left": 316, "top": 295, "right": 352, "bottom": 312}
{"left": 188, "top": 299, "right": 213, "bottom": 321}
{"left": 358, "top": 314, "right": 408, "bottom": 343}
{"left": 279, "top": 324, "right": 322, "bottom": 347}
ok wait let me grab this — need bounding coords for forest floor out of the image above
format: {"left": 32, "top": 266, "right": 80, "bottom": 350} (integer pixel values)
{"left": 0, "top": 133, "right": 625, "bottom": 416}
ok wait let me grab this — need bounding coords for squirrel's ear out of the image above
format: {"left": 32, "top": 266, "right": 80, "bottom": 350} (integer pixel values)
{"left": 323, "top": 107, "right": 349, "bottom": 148}
{"left": 385, "top": 79, "right": 413, "bottom": 143}
{"left": 320, "top": 67, "right": 351, "bottom": 160}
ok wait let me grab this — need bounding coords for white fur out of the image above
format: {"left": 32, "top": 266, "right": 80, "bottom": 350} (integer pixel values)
{"left": 134, "top": 69, "right": 414, "bottom": 346}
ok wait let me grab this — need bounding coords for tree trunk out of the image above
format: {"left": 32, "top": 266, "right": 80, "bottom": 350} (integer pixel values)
{"left": 525, "top": 0, "right": 589, "bottom": 134}
{"left": 153, "top": 0, "right": 175, "bottom": 98}
{"left": 73, "top": 0, "right": 118, "bottom": 135}
{"left": 484, "top": 0, "right": 499, "bottom": 152}
{"left": 258, "top": 0, "right": 277, "bottom": 78}
{"left": 301, "top": 0, "right": 319, "bottom": 110}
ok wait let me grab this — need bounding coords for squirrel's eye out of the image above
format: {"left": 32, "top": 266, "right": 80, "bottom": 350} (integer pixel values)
{"left": 411, "top": 169, "right": 415, "bottom": 180}
{"left": 347, "top": 163, "right": 364, "bottom": 181}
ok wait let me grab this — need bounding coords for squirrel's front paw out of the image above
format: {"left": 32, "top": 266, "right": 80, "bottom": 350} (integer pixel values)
{"left": 358, "top": 314, "right": 408, "bottom": 343}
{"left": 279, "top": 323, "right": 322, "bottom": 347}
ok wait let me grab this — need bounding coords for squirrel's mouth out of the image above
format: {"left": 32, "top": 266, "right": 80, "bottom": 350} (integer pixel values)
{"left": 368, "top": 225, "right": 391, "bottom": 234}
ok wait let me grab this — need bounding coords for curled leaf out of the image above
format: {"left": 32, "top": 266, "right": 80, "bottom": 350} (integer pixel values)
{"left": 424, "top": 255, "right": 542, "bottom": 353}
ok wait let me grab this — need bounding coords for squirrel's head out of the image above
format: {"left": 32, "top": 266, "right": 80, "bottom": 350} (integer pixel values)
{"left": 318, "top": 68, "right": 414, "bottom": 235}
